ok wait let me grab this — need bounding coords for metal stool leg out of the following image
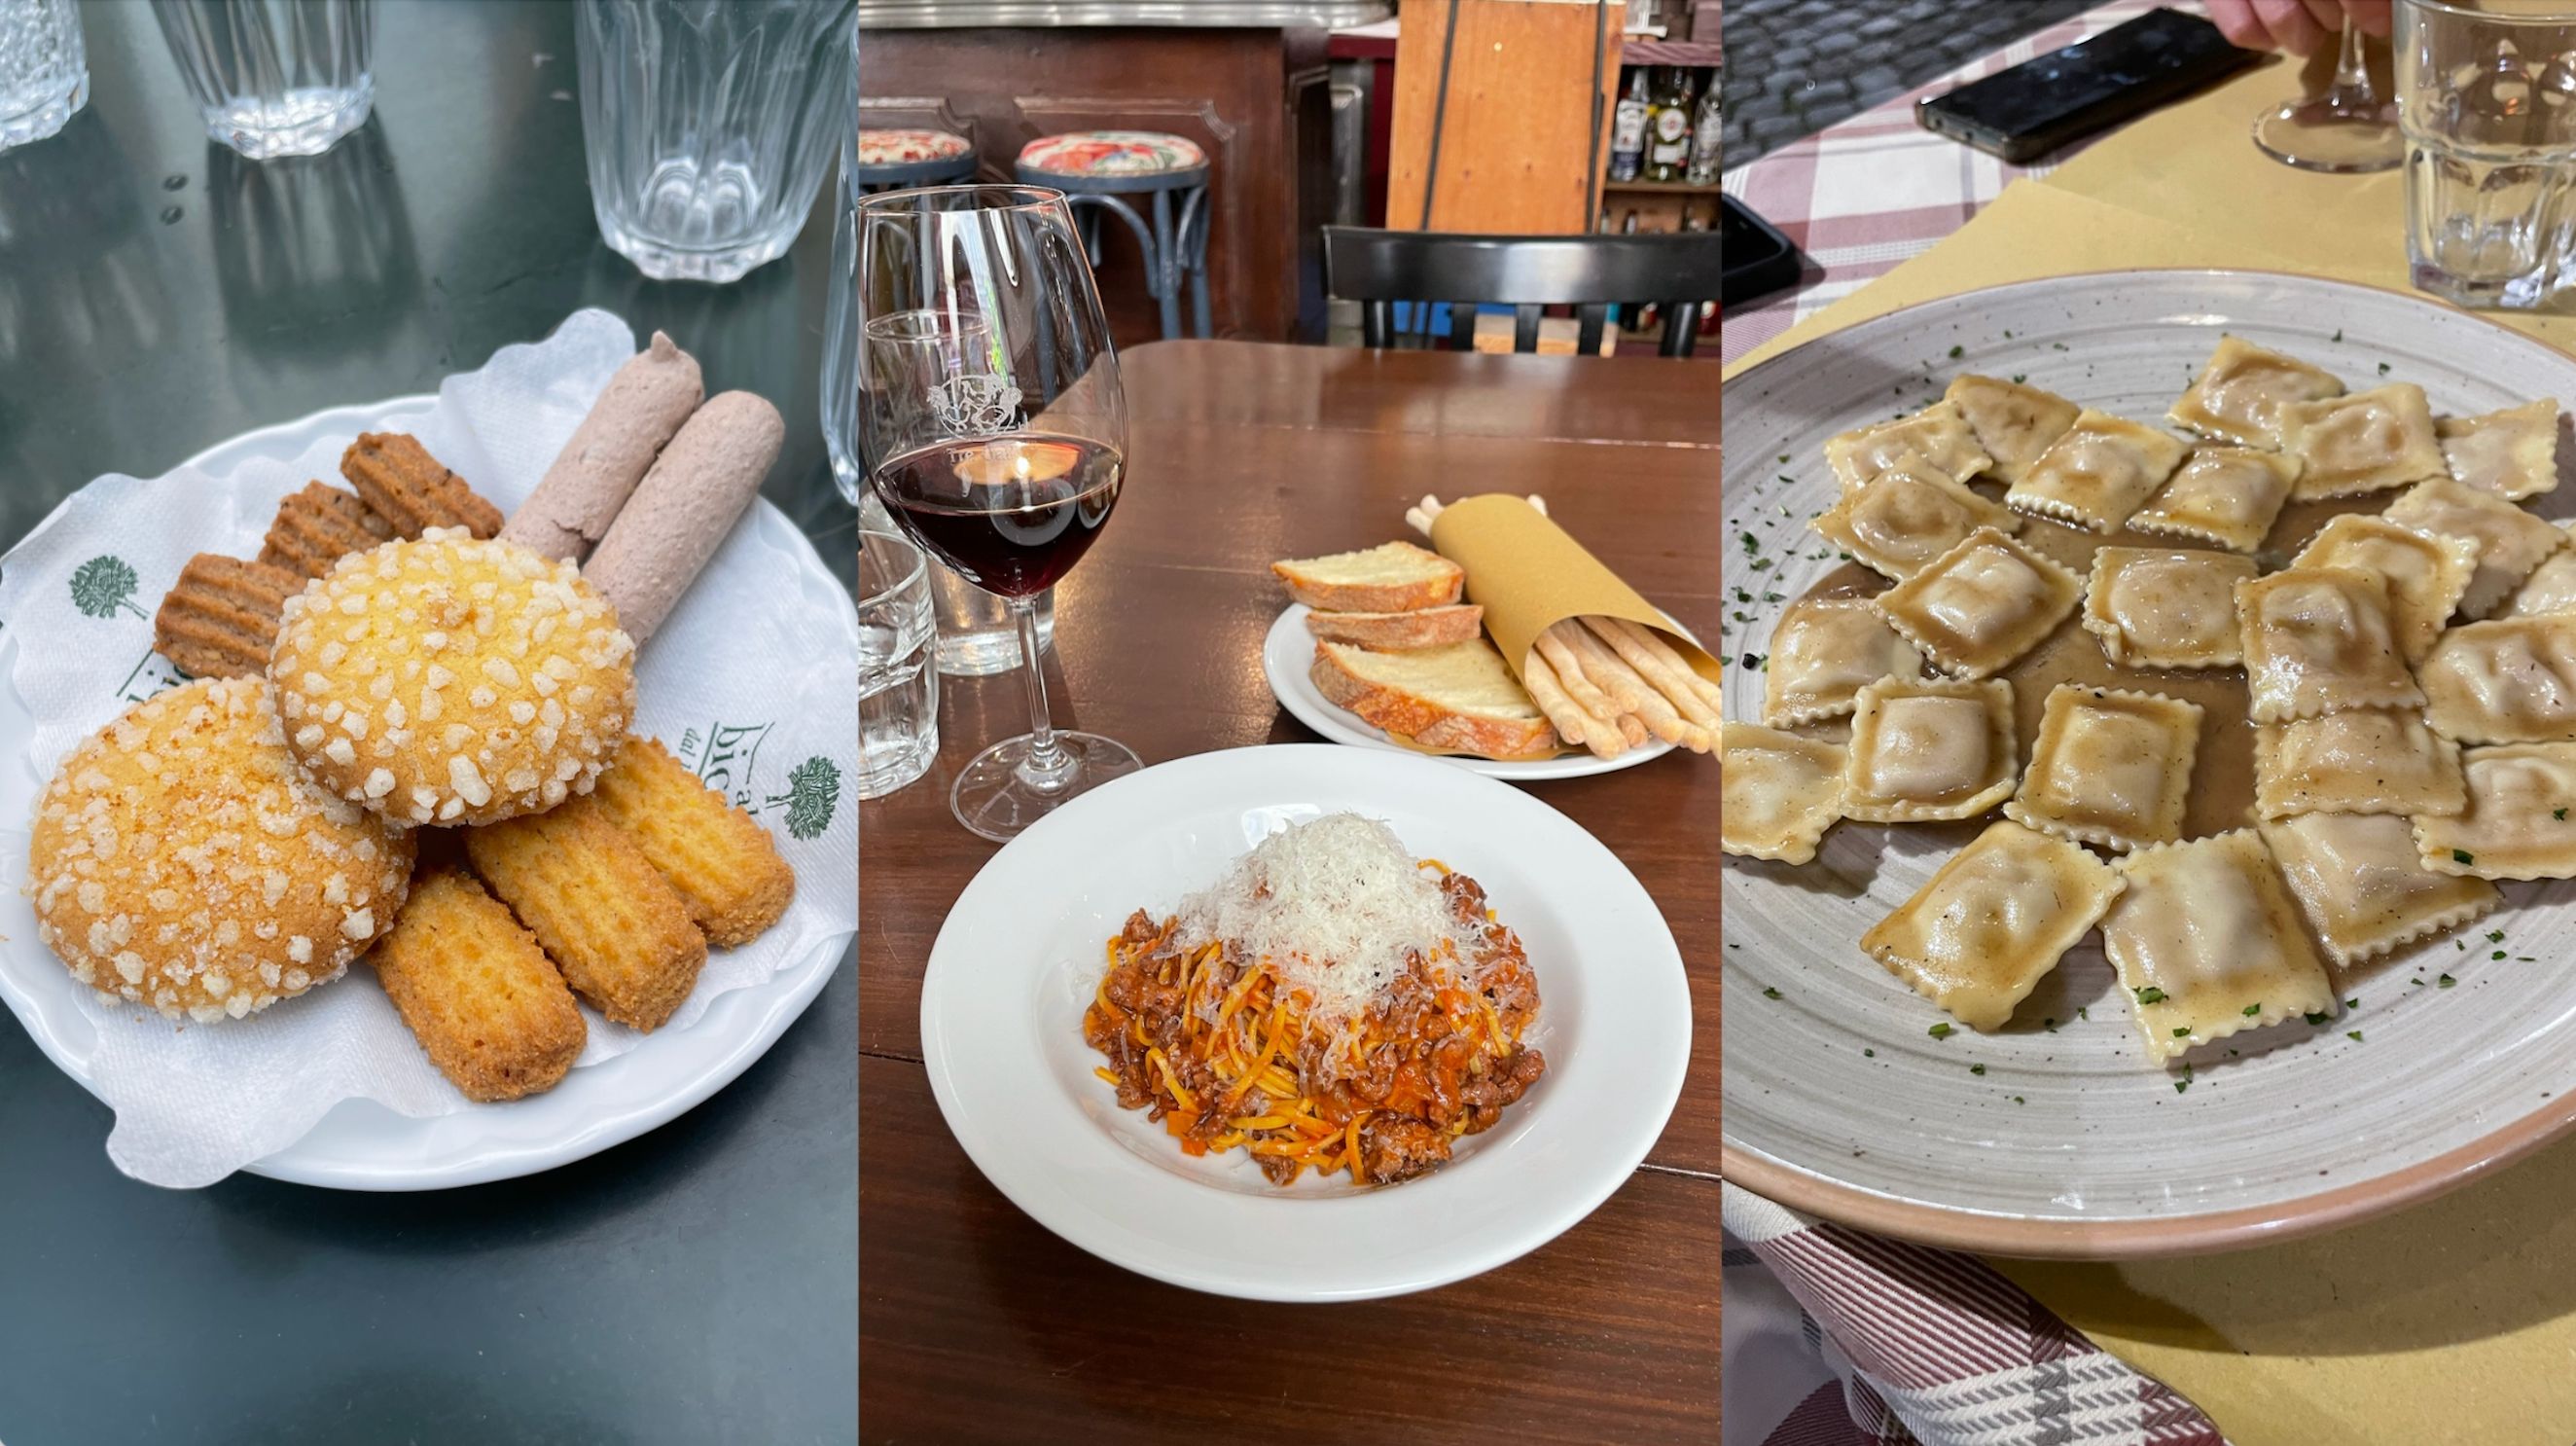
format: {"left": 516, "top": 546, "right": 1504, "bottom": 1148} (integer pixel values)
{"left": 1177, "top": 184, "right": 1212, "bottom": 339}
{"left": 1148, "top": 188, "right": 1183, "bottom": 340}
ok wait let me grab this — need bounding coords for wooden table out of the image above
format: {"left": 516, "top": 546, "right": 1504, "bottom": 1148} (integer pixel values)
{"left": 858, "top": 341, "right": 1719, "bottom": 1442}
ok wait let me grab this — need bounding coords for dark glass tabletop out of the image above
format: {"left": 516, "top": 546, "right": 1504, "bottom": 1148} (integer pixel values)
{"left": 0, "top": 3, "right": 856, "bottom": 1440}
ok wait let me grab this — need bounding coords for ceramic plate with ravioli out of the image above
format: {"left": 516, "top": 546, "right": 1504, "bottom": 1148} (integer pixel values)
{"left": 1721, "top": 271, "right": 2576, "bottom": 1256}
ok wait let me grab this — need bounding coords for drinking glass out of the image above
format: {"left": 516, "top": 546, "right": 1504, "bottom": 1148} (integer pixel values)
{"left": 855, "top": 184, "right": 1138, "bottom": 841}
{"left": 149, "top": 0, "right": 374, "bottom": 160}
{"left": 2255, "top": 17, "right": 2401, "bottom": 172}
{"left": 858, "top": 528, "right": 940, "bottom": 800}
{"left": 0, "top": 0, "right": 85, "bottom": 152}
{"left": 825, "top": 110, "right": 1055, "bottom": 675}
{"left": 2397, "top": 0, "right": 2576, "bottom": 309}
{"left": 575, "top": 0, "right": 854, "bottom": 284}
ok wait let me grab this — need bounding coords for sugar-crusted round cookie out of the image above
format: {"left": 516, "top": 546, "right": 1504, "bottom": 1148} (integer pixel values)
{"left": 271, "top": 530, "right": 637, "bottom": 826}
{"left": 26, "top": 676, "right": 415, "bottom": 1022}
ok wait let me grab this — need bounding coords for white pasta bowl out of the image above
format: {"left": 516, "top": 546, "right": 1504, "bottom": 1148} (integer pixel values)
{"left": 1723, "top": 270, "right": 2576, "bottom": 1257}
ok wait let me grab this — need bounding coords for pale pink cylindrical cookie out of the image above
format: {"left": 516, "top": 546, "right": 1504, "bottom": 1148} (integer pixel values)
{"left": 502, "top": 331, "right": 705, "bottom": 562}
{"left": 583, "top": 390, "right": 783, "bottom": 644}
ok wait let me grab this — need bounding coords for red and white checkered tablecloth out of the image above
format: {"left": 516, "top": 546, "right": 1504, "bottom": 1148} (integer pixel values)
{"left": 1719, "top": 0, "right": 2170, "bottom": 366}
{"left": 1721, "top": 5, "right": 2234, "bottom": 1442}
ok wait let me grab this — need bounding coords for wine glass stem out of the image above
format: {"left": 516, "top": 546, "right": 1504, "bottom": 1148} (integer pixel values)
{"left": 2329, "top": 20, "right": 2372, "bottom": 107}
{"left": 1011, "top": 595, "right": 1071, "bottom": 788}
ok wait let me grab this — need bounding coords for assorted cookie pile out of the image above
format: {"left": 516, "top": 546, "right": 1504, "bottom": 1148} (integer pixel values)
{"left": 29, "top": 332, "right": 802, "bottom": 1103}
{"left": 1724, "top": 335, "right": 2576, "bottom": 1069}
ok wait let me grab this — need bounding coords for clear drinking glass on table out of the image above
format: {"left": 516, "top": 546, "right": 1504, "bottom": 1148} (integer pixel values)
{"left": 1, "top": 0, "right": 86, "bottom": 152}
{"left": 2397, "top": 0, "right": 2576, "bottom": 309}
{"left": 148, "top": 0, "right": 374, "bottom": 160}
{"left": 2254, "top": 15, "right": 2400, "bottom": 172}
{"left": 855, "top": 184, "right": 1138, "bottom": 841}
{"left": 824, "top": 117, "right": 1054, "bottom": 676}
{"left": 858, "top": 527, "right": 941, "bottom": 800}
{"left": 575, "top": 0, "right": 854, "bottom": 284}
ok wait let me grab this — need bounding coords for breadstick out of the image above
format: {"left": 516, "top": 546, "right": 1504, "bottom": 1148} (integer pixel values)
{"left": 1608, "top": 616, "right": 1723, "bottom": 712}
{"left": 1616, "top": 712, "right": 1648, "bottom": 747}
{"left": 1564, "top": 623, "right": 1706, "bottom": 751}
{"left": 1535, "top": 623, "right": 1622, "bottom": 722}
{"left": 1524, "top": 653, "right": 1624, "bottom": 759}
{"left": 1583, "top": 615, "right": 1719, "bottom": 729}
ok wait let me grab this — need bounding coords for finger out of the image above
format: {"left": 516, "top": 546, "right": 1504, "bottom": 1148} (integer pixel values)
{"left": 2256, "top": 0, "right": 2329, "bottom": 54}
{"left": 2208, "top": 0, "right": 2271, "bottom": 50}
{"left": 2343, "top": 0, "right": 2392, "bottom": 39}
{"left": 2303, "top": 0, "right": 2348, "bottom": 38}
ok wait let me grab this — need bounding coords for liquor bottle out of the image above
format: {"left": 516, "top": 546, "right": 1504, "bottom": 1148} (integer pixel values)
{"left": 1685, "top": 73, "right": 1722, "bottom": 186}
{"left": 1645, "top": 67, "right": 1695, "bottom": 182}
{"left": 1609, "top": 67, "right": 1649, "bottom": 182}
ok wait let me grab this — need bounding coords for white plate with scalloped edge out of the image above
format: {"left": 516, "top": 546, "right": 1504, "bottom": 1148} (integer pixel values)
{"left": 1722, "top": 271, "right": 2576, "bottom": 1257}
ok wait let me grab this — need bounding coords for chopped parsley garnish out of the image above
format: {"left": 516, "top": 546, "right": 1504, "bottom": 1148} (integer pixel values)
{"left": 2455, "top": 849, "right": 2476, "bottom": 865}
{"left": 2134, "top": 986, "right": 2169, "bottom": 1005}
{"left": 1751, "top": 558, "right": 1773, "bottom": 571}
{"left": 2378, "top": 361, "right": 2391, "bottom": 374}
{"left": 2305, "top": 1011, "right": 2332, "bottom": 1026}
{"left": 1740, "top": 653, "right": 1766, "bottom": 670}
{"left": 2345, "top": 997, "right": 2359, "bottom": 1009}
{"left": 1740, "top": 531, "right": 1760, "bottom": 555}
{"left": 2332, "top": 329, "right": 2343, "bottom": 342}
{"left": 2242, "top": 1002, "right": 2262, "bottom": 1016}
{"left": 2011, "top": 374, "right": 2027, "bottom": 383}
{"left": 1928, "top": 1022, "right": 1954, "bottom": 1039}
{"left": 1762, "top": 986, "right": 1782, "bottom": 999}
{"left": 2489, "top": 929, "right": 2505, "bottom": 942}
{"left": 1864, "top": 1048, "right": 1875, "bottom": 1057}
{"left": 2347, "top": 1030, "right": 2365, "bottom": 1042}
{"left": 2558, "top": 809, "right": 2568, "bottom": 820}
{"left": 1948, "top": 344, "right": 1963, "bottom": 359}
{"left": 1776, "top": 453, "right": 1790, "bottom": 464}
{"left": 2439, "top": 974, "right": 2456, "bottom": 989}
{"left": 2012, "top": 1096, "right": 2025, "bottom": 1104}
{"left": 2172, "top": 1027, "right": 2192, "bottom": 1038}
{"left": 1970, "top": 1063, "right": 1986, "bottom": 1075}
{"left": 2495, "top": 950, "right": 2508, "bottom": 959}
{"left": 2043, "top": 1017, "right": 2058, "bottom": 1032}
{"left": 2079, "top": 1006, "right": 2090, "bottom": 1021}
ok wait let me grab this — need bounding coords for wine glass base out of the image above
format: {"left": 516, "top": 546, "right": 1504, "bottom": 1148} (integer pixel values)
{"left": 949, "top": 730, "right": 1142, "bottom": 842}
{"left": 2253, "top": 99, "right": 2402, "bottom": 173}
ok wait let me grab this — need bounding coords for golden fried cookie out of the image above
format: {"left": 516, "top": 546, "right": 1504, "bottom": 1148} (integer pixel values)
{"left": 372, "top": 867, "right": 585, "bottom": 1102}
{"left": 464, "top": 795, "right": 708, "bottom": 1032}
{"left": 590, "top": 736, "right": 796, "bottom": 947}
{"left": 26, "top": 676, "right": 414, "bottom": 1022}
{"left": 270, "top": 531, "right": 637, "bottom": 826}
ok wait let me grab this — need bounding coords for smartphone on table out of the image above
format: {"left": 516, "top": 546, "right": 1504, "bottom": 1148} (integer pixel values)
{"left": 1915, "top": 7, "right": 2259, "bottom": 164}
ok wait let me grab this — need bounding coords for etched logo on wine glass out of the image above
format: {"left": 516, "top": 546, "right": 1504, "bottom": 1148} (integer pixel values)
{"left": 927, "top": 374, "right": 1024, "bottom": 436}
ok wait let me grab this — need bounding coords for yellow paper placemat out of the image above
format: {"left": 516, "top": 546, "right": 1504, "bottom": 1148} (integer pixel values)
{"left": 1724, "top": 53, "right": 2576, "bottom": 1445}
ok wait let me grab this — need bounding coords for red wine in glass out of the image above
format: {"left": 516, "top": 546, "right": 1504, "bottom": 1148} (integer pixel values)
{"left": 874, "top": 434, "right": 1124, "bottom": 598}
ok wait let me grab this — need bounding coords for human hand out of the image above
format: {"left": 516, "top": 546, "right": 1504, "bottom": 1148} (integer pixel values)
{"left": 2207, "top": 0, "right": 2391, "bottom": 56}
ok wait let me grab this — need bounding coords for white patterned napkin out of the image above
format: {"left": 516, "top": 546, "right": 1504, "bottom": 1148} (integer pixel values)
{"left": 0, "top": 309, "right": 858, "bottom": 1188}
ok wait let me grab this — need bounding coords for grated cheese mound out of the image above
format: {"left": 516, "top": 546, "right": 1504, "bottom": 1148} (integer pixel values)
{"left": 1177, "top": 813, "right": 1457, "bottom": 1027}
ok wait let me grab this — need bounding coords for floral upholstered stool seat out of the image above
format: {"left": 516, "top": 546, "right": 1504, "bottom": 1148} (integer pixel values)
{"left": 855, "top": 127, "right": 978, "bottom": 191}
{"left": 1015, "top": 129, "right": 1213, "bottom": 340}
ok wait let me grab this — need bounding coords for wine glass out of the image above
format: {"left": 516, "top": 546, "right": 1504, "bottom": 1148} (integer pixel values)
{"left": 853, "top": 184, "right": 1139, "bottom": 841}
{"left": 2253, "top": 14, "right": 2401, "bottom": 173}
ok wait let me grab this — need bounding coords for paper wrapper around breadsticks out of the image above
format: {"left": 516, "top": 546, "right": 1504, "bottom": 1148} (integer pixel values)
{"left": 1374, "top": 493, "right": 1718, "bottom": 758}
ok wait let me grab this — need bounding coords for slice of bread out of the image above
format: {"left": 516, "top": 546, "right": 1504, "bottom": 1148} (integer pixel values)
{"left": 1310, "top": 639, "right": 1559, "bottom": 759}
{"left": 1271, "top": 541, "right": 1464, "bottom": 613}
{"left": 1303, "top": 603, "right": 1485, "bottom": 650}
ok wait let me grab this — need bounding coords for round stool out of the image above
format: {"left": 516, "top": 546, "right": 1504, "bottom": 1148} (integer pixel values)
{"left": 1016, "top": 129, "right": 1211, "bottom": 340}
{"left": 856, "top": 128, "right": 978, "bottom": 192}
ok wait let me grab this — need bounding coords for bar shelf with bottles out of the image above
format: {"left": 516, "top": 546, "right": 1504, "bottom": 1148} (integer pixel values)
{"left": 1601, "top": 52, "right": 1720, "bottom": 235}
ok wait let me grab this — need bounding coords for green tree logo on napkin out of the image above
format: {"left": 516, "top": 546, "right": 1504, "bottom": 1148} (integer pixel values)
{"left": 775, "top": 757, "right": 841, "bottom": 840}
{"left": 70, "top": 556, "right": 146, "bottom": 620}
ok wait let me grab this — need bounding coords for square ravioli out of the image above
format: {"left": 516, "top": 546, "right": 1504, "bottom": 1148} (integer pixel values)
{"left": 1763, "top": 596, "right": 1927, "bottom": 726}
{"left": 2259, "top": 812, "right": 2501, "bottom": 967}
{"left": 2236, "top": 567, "right": 2425, "bottom": 723}
{"left": 2415, "top": 742, "right": 2576, "bottom": 880}
{"left": 1860, "top": 819, "right": 2125, "bottom": 1031}
{"left": 2104, "top": 831, "right": 2336, "bottom": 1065}
{"left": 2439, "top": 398, "right": 2559, "bottom": 501}
{"left": 2253, "top": 709, "right": 2465, "bottom": 819}
{"left": 2082, "top": 546, "right": 2258, "bottom": 669}
{"left": 2383, "top": 476, "right": 2565, "bottom": 618}
{"left": 1872, "top": 527, "right": 2083, "bottom": 680}
{"left": 2280, "top": 383, "right": 2448, "bottom": 499}
{"left": 1721, "top": 723, "right": 1846, "bottom": 865}
{"left": 1811, "top": 462, "right": 2021, "bottom": 582}
{"left": 2003, "top": 409, "right": 2189, "bottom": 533}
{"left": 2289, "top": 514, "right": 2478, "bottom": 663}
{"left": 1841, "top": 676, "right": 2019, "bottom": 822}
{"left": 2501, "top": 532, "right": 2576, "bottom": 618}
{"left": 2004, "top": 685, "right": 2202, "bottom": 851}
{"left": 2127, "top": 447, "right": 2301, "bottom": 554}
{"left": 1826, "top": 401, "right": 1993, "bottom": 491}
{"left": 1944, "top": 374, "right": 2080, "bottom": 483}
{"left": 2168, "top": 336, "right": 2345, "bottom": 448}
{"left": 2418, "top": 616, "right": 2576, "bottom": 743}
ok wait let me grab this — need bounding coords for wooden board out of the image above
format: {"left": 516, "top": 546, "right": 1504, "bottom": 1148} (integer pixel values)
{"left": 1386, "top": 0, "right": 1625, "bottom": 235}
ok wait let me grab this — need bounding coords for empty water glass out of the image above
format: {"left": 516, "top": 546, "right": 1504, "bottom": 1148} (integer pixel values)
{"left": 2397, "top": 0, "right": 2576, "bottom": 309}
{"left": 0, "top": 0, "right": 85, "bottom": 152}
{"left": 575, "top": 0, "right": 854, "bottom": 284}
{"left": 859, "top": 528, "right": 940, "bottom": 800}
{"left": 149, "top": 0, "right": 374, "bottom": 160}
